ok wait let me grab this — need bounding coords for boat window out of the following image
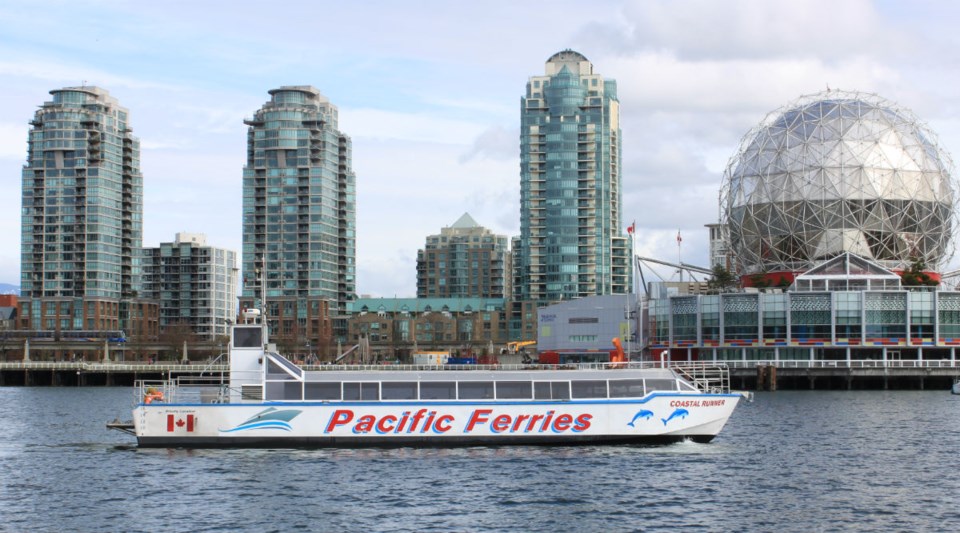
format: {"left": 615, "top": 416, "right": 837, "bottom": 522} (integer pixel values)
{"left": 267, "top": 353, "right": 303, "bottom": 378}
{"left": 233, "top": 326, "right": 262, "bottom": 348}
{"left": 645, "top": 379, "right": 677, "bottom": 392}
{"left": 534, "top": 381, "right": 570, "bottom": 400}
{"left": 420, "top": 381, "right": 456, "bottom": 400}
{"left": 344, "top": 382, "right": 380, "bottom": 401}
{"left": 571, "top": 380, "right": 608, "bottom": 399}
{"left": 609, "top": 379, "right": 646, "bottom": 398}
{"left": 267, "top": 360, "right": 295, "bottom": 380}
{"left": 551, "top": 382, "right": 570, "bottom": 400}
{"left": 533, "top": 382, "right": 551, "bottom": 399}
{"left": 305, "top": 382, "right": 341, "bottom": 400}
{"left": 458, "top": 381, "right": 494, "bottom": 400}
{"left": 381, "top": 382, "right": 418, "bottom": 400}
{"left": 495, "top": 381, "right": 532, "bottom": 399}
{"left": 678, "top": 381, "right": 698, "bottom": 392}
{"left": 265, "top": 381, "right": 302, "bottom": 401}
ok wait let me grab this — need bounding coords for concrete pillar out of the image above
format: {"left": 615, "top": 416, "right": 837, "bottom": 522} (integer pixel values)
{"left": 846, "top": 346, "right": 851, "bottom": 366}
{"left": 24, "top": 339, "right": 30, "bottom": 362}
{"left": 952, "top": 347, "right": 956, "bottom": 365}
{"left": 774, "top": 347, "right": 780, "bottom": 364}
{"left": 882, "top": 347, "right": 888, "bottom": 367}
{"left": 918, "top": 347, "right": 923, "bottom": 365}
{"left": 182, "top": 340, "right": 189, "bottom": 364}
{"left": 103, "top": 340, "right": 110, "bottom": 363}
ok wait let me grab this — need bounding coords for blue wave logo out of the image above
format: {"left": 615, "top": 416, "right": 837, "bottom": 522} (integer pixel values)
{"left": 627, "top": 410, "right": 654, "bottom": 427}
{"left": 661, "top": 408, "right": 689, "bottom": 426}
{"left": 220, "top": 407, "right": 302, "bottom": 433}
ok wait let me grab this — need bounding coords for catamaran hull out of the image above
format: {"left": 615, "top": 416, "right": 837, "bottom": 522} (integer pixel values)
{"left": 133, "top": 393, "right": 741, "bottom": 448}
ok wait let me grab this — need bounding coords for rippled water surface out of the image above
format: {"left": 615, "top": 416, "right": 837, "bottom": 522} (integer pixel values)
{"left": 1, "top": 387, "right": 958, "bottom": 532}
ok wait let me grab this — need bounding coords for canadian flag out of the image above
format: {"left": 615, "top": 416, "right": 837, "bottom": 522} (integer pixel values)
{"left": 677, "top": 230, "right": 682, "bottom": 244}
{"left": 167, "top": 414, "right": 195, "bottom": 432}
{"left": 627, "top": 221, "right": 636, "bottom": 234}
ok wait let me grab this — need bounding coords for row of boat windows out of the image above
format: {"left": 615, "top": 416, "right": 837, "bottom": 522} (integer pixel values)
{"left": 264, "top": 378, "right": 695, "bottom": 402}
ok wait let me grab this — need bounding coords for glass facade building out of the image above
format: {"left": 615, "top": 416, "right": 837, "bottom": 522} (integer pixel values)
{"left": 514, "top": 50, "right": 630, "bottom": 304}
{"left": 721, "top": 90, "right": 957, "bottom": 281}
{"left": 19, "top": 86, "right": 155, "bottom": 337}
{"left": 648, "top": 254, "right": 960, "bottom": 362}
{"left": 240, "top": 86, "right": 355, "bottom": 347}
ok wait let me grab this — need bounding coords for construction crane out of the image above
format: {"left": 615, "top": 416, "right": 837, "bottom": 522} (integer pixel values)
{"left": 504, "top": 340, "right": 536, "bottom": 354}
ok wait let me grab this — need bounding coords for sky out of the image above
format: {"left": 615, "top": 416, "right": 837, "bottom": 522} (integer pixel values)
{"left": 3, "top": 0, "right": 960, "bottom": 296}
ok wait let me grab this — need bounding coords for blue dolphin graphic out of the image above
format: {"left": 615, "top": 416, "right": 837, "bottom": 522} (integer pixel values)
{"left": 627, "top": 410, "right": 655, "bottom": 427}
{"left": 661, "top": 408, "right": 689, "bottom": 426}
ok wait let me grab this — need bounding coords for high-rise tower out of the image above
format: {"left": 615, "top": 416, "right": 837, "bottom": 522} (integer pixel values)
{"left": 240, "top": 86, "right": 356, "bottom": 351}
{"left": 19, "top": 86, "right": 155, "bottom": 338}
{"left": 141, "top": 233, "right": 238, "bottom": 340}
{"left": 416, "top": 213, "right": 511, "bottom": 299}
{"left": 514, "top": 50, "right": 631, "bottom": 304}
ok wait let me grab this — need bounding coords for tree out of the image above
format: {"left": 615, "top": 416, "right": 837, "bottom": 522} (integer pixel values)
{"left": 708, "top": 265, "right": 737, "bottom": 291}
{"left": 158, "top": 322, "right": 197, "bottom": 362}
{"left": 901, "top": 258, "right": 938, "bottom": 287}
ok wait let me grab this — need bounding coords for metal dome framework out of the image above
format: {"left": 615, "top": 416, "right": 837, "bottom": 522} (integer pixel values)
{"left": 720, "top": 89, "right": 958, "bottom": 276}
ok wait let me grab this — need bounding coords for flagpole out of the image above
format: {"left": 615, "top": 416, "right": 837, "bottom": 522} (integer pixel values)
{"left": 677, "top": 229, "right": 682, "bottom": 282}
{"left": 628, "top": 220, "right": 636, "bottom": 361}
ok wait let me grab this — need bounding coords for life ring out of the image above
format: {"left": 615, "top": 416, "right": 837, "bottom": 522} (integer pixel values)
{"left": 144, "top": 389, "right": 164, "bottom": 404}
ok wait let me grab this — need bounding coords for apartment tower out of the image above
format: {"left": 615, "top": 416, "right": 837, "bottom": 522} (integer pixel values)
{"left": 141, "top": 233, "right": 238, "bottom": 340}
{"left": 240, "top": 86, "right": 356, "bottom": 351}
{"left": 19, "top": 86, "right": 156, "bottom": 338}
{"left": 416, "top": 213, "right": 510, "bottom": 299}
{"left": 514, "top": 50, "right": 631, "bottom": 305}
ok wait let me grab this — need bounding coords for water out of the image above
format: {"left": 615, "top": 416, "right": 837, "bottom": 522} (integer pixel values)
{"left": 0, "top": 388, "right": 958, "bottom": 532}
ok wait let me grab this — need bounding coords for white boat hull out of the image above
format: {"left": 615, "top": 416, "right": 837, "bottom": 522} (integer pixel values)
{"left": 134, "top": 393, "right": 741, "bottom": 447}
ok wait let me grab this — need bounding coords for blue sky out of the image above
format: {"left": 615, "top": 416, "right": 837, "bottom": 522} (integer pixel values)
{"left": 2, "top": 0, "right": 960, "bottom": 296}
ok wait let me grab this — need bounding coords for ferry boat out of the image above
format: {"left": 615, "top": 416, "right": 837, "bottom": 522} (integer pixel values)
{"left": 109, "top": 311, "right": 748, "bottom": 448}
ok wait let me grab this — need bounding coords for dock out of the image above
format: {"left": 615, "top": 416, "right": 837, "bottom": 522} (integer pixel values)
{"left": 0, "top": 362, "right": 228, "bottom": 386}
{"left": 730, "top": 359, "right": 960, "bottom": 390}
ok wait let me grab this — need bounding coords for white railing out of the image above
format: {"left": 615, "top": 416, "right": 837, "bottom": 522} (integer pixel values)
{"left": 722, "top": 359, "right": 960, "bottom": 369}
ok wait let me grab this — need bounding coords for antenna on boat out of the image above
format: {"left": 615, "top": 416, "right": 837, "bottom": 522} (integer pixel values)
{"left": 257, "top": 255, "right": 268, "bottom": 346}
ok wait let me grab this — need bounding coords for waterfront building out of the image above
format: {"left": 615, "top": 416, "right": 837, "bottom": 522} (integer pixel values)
{"left": 536, "top": 294, "right": 639, "bottom": 363}
{"left": 18, "top": 86, "right": 157, "bottom": 338}
{"left": 649, "top": 90, "right": 960, "bottom": 364}
{"left": 141, "top": 233, "right": 238, "bottom": 340}
{"left": 239, "top": 86, "right": 355, "bottom": 352}
{"left": 345, "top": 297, "right": 528, "bottom": 362}
{"left": 416, "top": 213, "right": 510, "bottom": 299}
{"left": 513, "top": 50, "right": 631, "bottom": 304}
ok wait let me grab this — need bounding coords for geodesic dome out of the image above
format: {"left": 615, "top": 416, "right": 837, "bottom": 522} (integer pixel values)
{"left": 720, "top": 89, "right": 958, "bottom": 276}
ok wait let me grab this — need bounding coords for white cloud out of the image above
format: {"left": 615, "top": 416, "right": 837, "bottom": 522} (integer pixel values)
{"left": 343, "top": 108, "right": 488, "bottom": 145}
{"left": 0, "top": 122, "right": 28, "bottom": 159}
